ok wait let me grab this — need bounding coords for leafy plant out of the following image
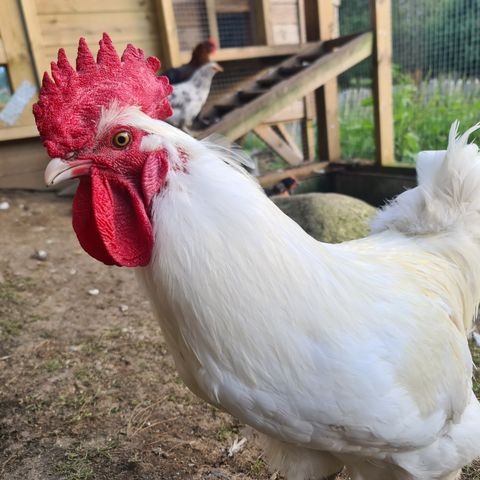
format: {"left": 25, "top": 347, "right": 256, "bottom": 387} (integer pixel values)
{"left": 339, "top": 71, "right": 480, "bottom": 164}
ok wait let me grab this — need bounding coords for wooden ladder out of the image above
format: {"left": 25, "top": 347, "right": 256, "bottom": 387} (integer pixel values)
{"left": 194, "top": 32, "right": 372, "bottom": 166}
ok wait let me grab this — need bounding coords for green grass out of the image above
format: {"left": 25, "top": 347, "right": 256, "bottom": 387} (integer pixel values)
{"left": 55, "top": 443, "right": 115, "bottom": 480}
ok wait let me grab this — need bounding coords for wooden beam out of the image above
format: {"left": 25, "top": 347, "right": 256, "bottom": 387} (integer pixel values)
{"left": 17, "top": 0, "right": 44, "bottom": 82}
{"left": 254, "top": 124, "right": 303, "bottom": 166}
{"left": 179, "top": 43, "right": 313, "bottom": 63}
{"left": 251, "top": 0, "right": 273, "bottom": 45}
{"left": 370, "top": 0, "right": 394, "bottom": 165}
{"left": 258, "top": 161, "right": 328, "bottom": 188}
{"left": 299, "top": 0, "right": 317, "bottom": 161}
{"left": 298, "top": 0, "right": 307, "bottom": 45}
{"left": 205, "top": 0, "right": 220, "bottom": 44}
{"left": 0, "top": 125, "right": 39, "bottom": 142}
{"left": 198, "top": 32, "right": 372, "bottom": 141}
{"left": 0, "top": 38, "right": 7, "bottom": 64}
{"left": 0, "top": 138, "right": 49, "bottom": 189}
{"left": 153, "top": 0, "right": 181, "bottom": 68}
{"left": 275, "top": 123, "right": 304, "bottom": 159}
{"left": 313, "top": 0, "right": 341, "bottom": 162}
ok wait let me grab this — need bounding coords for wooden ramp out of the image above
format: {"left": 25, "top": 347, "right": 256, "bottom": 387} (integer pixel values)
{"left": 194, "top": 32, "right": 372, "bottom": 165}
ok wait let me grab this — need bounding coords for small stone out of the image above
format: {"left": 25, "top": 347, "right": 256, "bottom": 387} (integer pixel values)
{"left": 69, "top": 269, "right": 77, "bottom": 275}
{"left": 69, "top": 345, "right": 82, "bottom": 352}
{"left": 32, "top": 250, "right": 48, "bottom": 261}
{"left": 88, "top": 288, "right": 99, "bottom": 296}
{"left": 119, "top": 304, "right": 129, "bottom": 313}
{"left": 0, "top": 201, "right": 10, "bottom": 210}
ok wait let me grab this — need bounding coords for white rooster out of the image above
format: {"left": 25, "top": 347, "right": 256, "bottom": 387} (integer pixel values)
{"left": 35, "top": 35, "right": 480, "bottom": 480}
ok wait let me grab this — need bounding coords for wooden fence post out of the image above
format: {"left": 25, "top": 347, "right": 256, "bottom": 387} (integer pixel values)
{"left": 305, "top": 0, "right": 341, "bottom": 162}
{"left": 371, "top": 0, "right": 395, "bottom": 165}
{"left": 154, "top": 0, "right": 181, "bottom": 69}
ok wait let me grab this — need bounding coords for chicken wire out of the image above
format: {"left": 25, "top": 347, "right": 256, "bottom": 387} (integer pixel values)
{"left": 172, "top": 0, "right": 256, "bottom": 52}
{"left": 338, "top": 0, "right": 480, "bottom": 162}
{"left": 172, "top": 1, "right": 259, "bottom": 101}
{"left": 171, "top": 1, "right": 307, "bottom": 168}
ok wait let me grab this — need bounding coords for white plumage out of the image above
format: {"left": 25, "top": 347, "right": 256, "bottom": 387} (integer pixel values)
{"left": 107, "top": 110, "right": 480, "bottom": 479}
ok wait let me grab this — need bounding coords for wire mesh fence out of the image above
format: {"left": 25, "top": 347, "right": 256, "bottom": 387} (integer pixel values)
{"left": 171, "top": 0, "right": 307, "bottom": 172}
{"left": 339, "top": 0, "right": 480, "bottom": 163}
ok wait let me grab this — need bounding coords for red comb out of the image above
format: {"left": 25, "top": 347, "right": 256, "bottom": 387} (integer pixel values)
{"left": 207, "top": 37, "right": 218, "bottom": 52}
{"left": 33, "top": 33, "right": 172, "bottom": 158}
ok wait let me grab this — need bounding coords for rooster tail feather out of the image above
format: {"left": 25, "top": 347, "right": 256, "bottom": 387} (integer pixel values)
{"left": 371, "top": 122, "right": 480, "bottom": 334}
{"left": 371, "top": 121, "right": 480, "bottom": 237}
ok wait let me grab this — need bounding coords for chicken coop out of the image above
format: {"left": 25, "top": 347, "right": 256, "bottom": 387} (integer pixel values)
{"left": 0, "top": 0, "right": 402, "bottom": 204}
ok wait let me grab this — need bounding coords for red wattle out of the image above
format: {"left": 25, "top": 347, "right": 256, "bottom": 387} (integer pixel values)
{"left": 73, "top": 170, "right": 153, "bottom": 267}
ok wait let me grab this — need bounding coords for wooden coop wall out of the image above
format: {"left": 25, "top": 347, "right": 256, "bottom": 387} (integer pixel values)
{"left": 22, "top": 0, "right": 162, "bottom": 80}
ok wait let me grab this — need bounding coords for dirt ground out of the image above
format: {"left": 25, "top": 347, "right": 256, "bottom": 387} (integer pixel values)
{"left": 0, "top": 190, "right": 479, "bottom": 480}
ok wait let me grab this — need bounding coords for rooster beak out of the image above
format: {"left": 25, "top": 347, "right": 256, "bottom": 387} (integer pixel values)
{"left": 44, "top": 157, "right": 92, "bottom": 186}
{"left": 213, "top": 63, "right": 224, "bottom": 72}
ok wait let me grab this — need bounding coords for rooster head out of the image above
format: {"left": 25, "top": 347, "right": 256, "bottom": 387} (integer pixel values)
{"left": 33, "top": 34, "right": 174, "bottom": 268}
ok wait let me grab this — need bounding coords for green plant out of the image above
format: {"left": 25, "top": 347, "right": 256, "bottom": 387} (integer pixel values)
{"left": 339, "top": 72, "right": 480, "bottom": 164}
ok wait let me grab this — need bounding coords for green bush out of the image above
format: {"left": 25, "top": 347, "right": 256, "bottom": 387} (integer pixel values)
{"left": 340, "top": 73, "right": 480, "bottom": 164}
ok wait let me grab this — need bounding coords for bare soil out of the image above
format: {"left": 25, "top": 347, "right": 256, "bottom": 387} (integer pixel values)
{"left": 0, "top": 190, "right": 479, "bottom": 480}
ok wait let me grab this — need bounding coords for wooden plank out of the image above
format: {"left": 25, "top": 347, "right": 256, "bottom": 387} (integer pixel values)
{"left": 216, "top": 0, "right": 250, "bottom": 13}
{"left": 251, "top": 0, "right": 273, "bottom": 45}
{"left": 299, "top": 0, "right": 316, "bottom": 162}
{"left": 272, "top": 24, "right": 300, "bottom": 45}
{"left": 270, "top": 4, "right": 298, "bottom": 24}
{"left": 0, "top": 125, "right": 39, "bottom": 141}
{"left": 0, "top": 138, "right": 49, "bottom": 189}
{"left": 265, "top": 100, "right": 304, "bottom": 123}
{"left": 0, "top": 37, "right": 7, "bottom": 64}
{"left": 371, "top": 0, "right": 394, "bottom": 165}
{"left": 35, "top": 0, "right": 155, "bottom": 14}
{"left": 17, "top": 0, "right": 45, "bottom": 81}
{"left": 276, "top": 123, "right": 304, "bottom": 158}
{"left": 198, "top": 32, "right": 372, "bottom": 141}
{"left": 298, "top": 0, "right": 307, "bottom": 44}
{"left": 254, "top": 124, "right": 303, "bottom": 165}
{"left": 178, "top": 43, "right": 312, "bottom": 63}
{"left": 258, "top": 161, "right": 328, "bottom": 187}
{"left": 42, "top": 37, "right": 162, "bottom": 68}
{"left": 38, "top": 12, "right": 158, "bottom": 47}
{"left": 205, "top": 0, "right": 220, "bottom": 42}
{"left": 315, "top": 0, "right": 341, "bottom": 162}
{"left": 302, "top": 117, "right": 316, "bottom": 160}
{"left": 153, "top": 0, "right": 181, "bottom": 68}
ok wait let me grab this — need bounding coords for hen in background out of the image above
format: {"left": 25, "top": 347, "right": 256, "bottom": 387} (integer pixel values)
{"left": 162, "top": 38, "right": 217, "bottom": 85}
{"left": 264, "top": 176, "right": 298, "bottom": 197}
{"left": 167, "top": 62, "right": 223, "bottom": 131}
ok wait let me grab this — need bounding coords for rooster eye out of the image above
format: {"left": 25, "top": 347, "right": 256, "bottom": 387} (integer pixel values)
{"left": 112, "top": 131, "right": 131, "bottom": 148}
